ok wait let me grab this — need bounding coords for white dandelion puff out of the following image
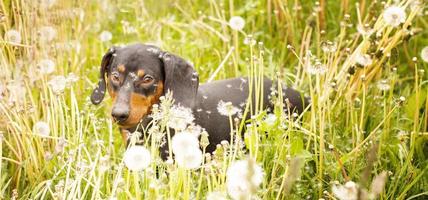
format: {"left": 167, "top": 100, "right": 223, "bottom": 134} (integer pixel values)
{"left": 38, "top": 59, "right": 55, "bottom": 74}
{"left": 306, "top": 60, "right": 327, "bottom": 75}
{"left": 171, "top": 131, "right": 200, "bottom": 156}
{"left": 48, "top": 76, "right": 67, "bottom": 94}
{"left": 33, "top": 121, "right": 50, "bottom": 137}
{"left": 217, "top": 100, "right": 241, "bottom": 116}
{"left": 5, "top": 29, "right": 21, "bottom": 44}
{"left": 66, "top": 73, "right": 79, "bottom": 83}
{"left": 123, "top": 145, "right": 151, "bottom": 171}
{"left": 332, "top": 181, "right": 359, "bottom": 200}
{"left": 264, "top": 114, "right": 277, "bottom": 126}
{"left": 229, "top": 16, "right": 245, "bottom": 31}
{"left": 357, "top": 24, "right": 374, "bottom": 36}
{"left": 6, "top": 81, "right": 26, "bottom": 103}
{"left": 99, "top": 30, "right": 112, "bottom": 42}
{"left": 376, "top": 79, "right": 391, "bottom": 91}
{"left": 39, "top": 26, "right": 57, "bottom": 42}
{"left": 420, "top": 46, "right": 428, "bottom": 63}
{"left": 175, "top": 148, "right": 203, "bottom": 169}
{"left": 226, "top": 158, "right": 264, "bottom": 200}
{"left": 167, "top": 105, "right": 194, "bottom": 130}
{"left": 355, "top": 53, "right": 373, "bottom": 67}
{"left": 383, "top": 6, "right": 406, "bottom": 27}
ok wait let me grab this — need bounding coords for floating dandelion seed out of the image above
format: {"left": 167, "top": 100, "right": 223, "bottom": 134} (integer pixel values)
{"left": 377, "top": 79, "right": 391, "bottom": 91}
{"left": 39, "top": 26, "right": 57, "bottom": 42}
{"left": 48, "top": 76, "right": 67, "bottom": 94}
{"left": 33, "top": 121, "right": 50, "bottom": 137}
{"left": 38, "top": 59, "right": 55, "bottom": 74}
{"left": 167, "top": 105, "right": 194, "bottom": 130}
{"left": 123, "top": 145, "right": 151, "bottom": 171}
{"left": 171, "top": 131, "right": 200, "bottom": 155}
{"left": 175, "top": 148, "right": 203, "bottom": 169}
{"left": 421, "top": 46, "right": 428, "bottom": 63}
{"left": 229, "top": 16, "right": 245, "bottom": 31}
{"left": 332, "top": 181, "right": 359, "bottom": 200}
{"left": 217, "top": 100, "right": 241, "bottom": 116}
{"left": 226, "top": 158, "right": 264, "bottom": 200}
{"left": 383, "top": 6, "right": 406, "bottom": 27}
{"left": 99, "top": 30, "right": 112, "bottom": 42}
{"left": 5, "top": 29, "right": 21, "bottom": 44}
{"left": 355, "top": 53, "right": 373, "bottom": 67}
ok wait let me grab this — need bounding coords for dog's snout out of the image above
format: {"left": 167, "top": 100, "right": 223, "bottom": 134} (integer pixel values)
{"left": 112, "top": 106, "right": 130, "bottom": 123}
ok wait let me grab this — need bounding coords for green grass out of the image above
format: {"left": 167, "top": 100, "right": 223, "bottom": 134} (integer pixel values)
{"left": 1, "top": 0, "right": 427, "bottom": 199}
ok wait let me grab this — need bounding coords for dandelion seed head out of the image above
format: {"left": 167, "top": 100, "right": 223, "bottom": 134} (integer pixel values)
{"left": 383, "top": 6, "right": 406, "bottom": 27}
{"left": 321, "top": 41, "right": 337, "bottom": 53}
{"left": 357, "top": 24, "right": 374, "bottom": 36}
{"left": 217, "top": 100, "right": 241, "bottom": 116}
{"left": 229, "top": 16, "right": 245, "bottom": 31}
{"left": 99, "top": 30, "right": 112, "bottom": 42}
{"left": 264, "top": 114, "right": 277, "bottom": 126}
{"left": 376, "top": 79, "right": 391, "bottom": 91}
{"left": 420, "top": 46, "right": 428, "bottom": 63}
{"left": 167, "top": 105, "right": 194, "bottom": 130}
{"left": 33, "top": 121, "right": 50, "bottom": 136}
{"left": 39, "top": 26, "right": 57, "bottom": 42}
{"left": 175, "top": 148, "right": 203, "bottom": 169}
{"left": 306, "top": 60, "right": 327, "bottom": 75}
{"left": 66, "top": 73, "right": 79, "bottom": 83}
{"left": 332, "top": 181, "right": 358, "bottom": 200}
{"left": 38, "top": 59, "right": 55, "bottom": 74}
{"left": 226, "top": 158, "right": 264, "bottom": 200}
{"left": 5, "top": 29, "right": 21, "bottom": 44}
{"left": 48, "top": 76, "right": 67, "bottom": 94}
{"left": 355, "top": 53, "right": 373, "bottom": 67}
{"left": 123, "top": 145, "right": 151, "bottom": 171}
{"left": 172, "top": 131, "right": 200, "bottom": 155}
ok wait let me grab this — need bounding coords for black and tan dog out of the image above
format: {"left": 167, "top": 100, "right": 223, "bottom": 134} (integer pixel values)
{"left": 91, "top": 43, "right": 308, "bottom": 157}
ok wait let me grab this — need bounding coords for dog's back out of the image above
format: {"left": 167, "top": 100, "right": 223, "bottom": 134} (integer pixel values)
{"left": 194, "top": 77, "right": 307, "bottom": 152}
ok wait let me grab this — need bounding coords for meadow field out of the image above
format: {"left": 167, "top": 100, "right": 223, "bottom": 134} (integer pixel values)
{"left": 0, "top": 0, "right": 427, "bottom": 199}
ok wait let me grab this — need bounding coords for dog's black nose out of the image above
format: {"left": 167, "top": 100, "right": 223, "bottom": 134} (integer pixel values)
{"left": 111, "top": 107, "right": 129, "bottom": 123}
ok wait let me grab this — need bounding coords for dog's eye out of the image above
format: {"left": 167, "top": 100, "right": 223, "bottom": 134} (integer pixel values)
{"left": 142, "top": 75, "right": 154, "bottom": 84}
{"left": 111, "top": 72, "right": 120, "bottom": 83}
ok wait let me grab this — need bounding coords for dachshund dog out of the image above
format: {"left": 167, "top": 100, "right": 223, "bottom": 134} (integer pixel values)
{"left": 91, "top": 43, "right": 308, "bottom": 157}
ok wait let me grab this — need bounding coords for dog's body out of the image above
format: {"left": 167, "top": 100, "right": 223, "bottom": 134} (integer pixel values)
{"left": 194, "top": 77, "right": 306, "bottom": 153}
{"left": 91, "top": 43, "right": 308, "bottom": 157}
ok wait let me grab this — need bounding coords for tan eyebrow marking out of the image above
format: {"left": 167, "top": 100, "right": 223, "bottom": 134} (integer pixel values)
{"left": 137, "top": 69, "right": 145, "bottom": 77}
{"left": 118, "top": 64, "right": 125, "bottom": 73}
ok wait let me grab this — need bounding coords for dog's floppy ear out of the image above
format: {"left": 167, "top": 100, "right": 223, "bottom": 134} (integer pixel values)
{"left": 159, "top": 52, "right": 199, "bottom": 108}
{"left": 91, "top": 47, "right": 116, "bottom": 105}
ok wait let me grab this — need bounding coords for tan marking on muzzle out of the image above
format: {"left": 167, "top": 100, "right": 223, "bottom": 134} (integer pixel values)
{"left": 117, "top": 81, "right": 164, "bottom": 129}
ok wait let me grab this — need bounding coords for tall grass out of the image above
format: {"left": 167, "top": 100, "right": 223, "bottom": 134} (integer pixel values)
{"left": 0, "top": 0, "right": 427, "bottom": 199}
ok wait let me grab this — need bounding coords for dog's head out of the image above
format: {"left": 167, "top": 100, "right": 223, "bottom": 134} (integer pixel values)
{"left": 90, "top": 44, "right": 199, "bottom": 129}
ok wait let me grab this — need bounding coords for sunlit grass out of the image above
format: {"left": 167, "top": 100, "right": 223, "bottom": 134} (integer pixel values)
{"left": 0, "top": 0, "right": 427, "bottom": 199}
